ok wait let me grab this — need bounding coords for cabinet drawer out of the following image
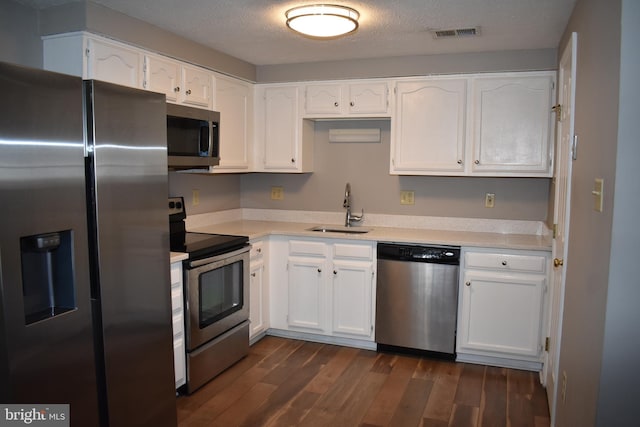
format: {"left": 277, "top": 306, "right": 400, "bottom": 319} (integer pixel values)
{"left": 465, "top": 252, "right": 546, "bottom": 273}
{"left": 172, "top": 312, "right": 183, "bottom": 338}
{"left": 289, "top": 240, "right": 327, "bottom": 256}
{"left": 333, "top": 243, "right": 373, "bottom": 260}
{"left": 170, "top": 263, "right": 182, "bottom": 285}
{"left": 250, "top": 241, "right": 264, "bottom": 259}
{"left": 171, "top": 286, "right": 183, "bottom": 311}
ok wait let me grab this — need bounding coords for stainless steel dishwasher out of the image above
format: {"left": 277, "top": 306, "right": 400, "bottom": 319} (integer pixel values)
{"left": 375, "top": 243, "right": 460, "bottom": 356}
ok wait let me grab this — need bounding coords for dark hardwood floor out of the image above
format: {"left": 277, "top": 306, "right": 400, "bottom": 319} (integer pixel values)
{"left": 177, "top": 336, "right": 550, "bottom": 427}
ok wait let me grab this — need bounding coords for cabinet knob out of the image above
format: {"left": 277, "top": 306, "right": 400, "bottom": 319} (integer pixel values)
{"left": 475, "top": 160, "right": 480, "bottom": 165}
{"left": 465, "top": 281, "right": 471, "bottom": 286}
{"left": 501, "top": 260, "right": 507, "bottom": 266}
{"left": 291, "top": 158, "right": 295, "bottom": 163}
{"left": 333, "top": 270, "right": 337, "bottom": 275}
{"left": 554, "top": 258, "right": 564, "bottom": 267}
{"left": 457, "top": 159, "right": 463, "bottom": 165}
{"left": 334, "top": 102, "right": 339, "bottom": 107}
{"left": 350, "top": 101, "right": 354, "bottom": 107}
{"left": 317, "top": 268, "right": 322, "bottom": 273}
{"left": 251, "top": 272, "right": 256, "bottom": 277}
{"left": 257, "top": 248, "right": 262, "bottom": 253}
{"left": 186, "top": 89, "right": 192, "bottom": 95}
{"left": 174, "top": 86, "right": 180, "bottom": 92}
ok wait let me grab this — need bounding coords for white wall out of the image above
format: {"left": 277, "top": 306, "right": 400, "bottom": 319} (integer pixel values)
{"left": 595, "top": 0, "right": 640, "bottom": 424}
{"left": 555, "top": 0, "right": 623, "bottom": 425}
{"left": 0, "top": 0, "right": 42, "bottom": 68}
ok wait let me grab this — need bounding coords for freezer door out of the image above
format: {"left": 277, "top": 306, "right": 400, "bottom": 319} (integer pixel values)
{"left": 0, "top": 63, "right": 100, "bottom": 425}
{"left": 85, "top": 80, "right": 177, "bottom": 426}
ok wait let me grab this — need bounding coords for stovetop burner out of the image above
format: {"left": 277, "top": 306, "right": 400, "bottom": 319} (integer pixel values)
{"left": 169, "top": 196, "right": 248, "bottom": 260}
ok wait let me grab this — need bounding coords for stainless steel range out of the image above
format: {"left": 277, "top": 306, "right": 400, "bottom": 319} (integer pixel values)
{"left": 169, "top": 197, "right": 250, "bottom": 394}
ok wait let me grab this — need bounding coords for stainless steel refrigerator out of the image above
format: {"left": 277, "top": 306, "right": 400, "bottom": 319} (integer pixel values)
{"left": 0, "top": 62, "right": 177, "bottom": 426}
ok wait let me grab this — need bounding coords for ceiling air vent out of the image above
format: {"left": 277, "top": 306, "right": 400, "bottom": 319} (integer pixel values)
{"left": 432, "top": 27, "right": 480, "bottom": 39}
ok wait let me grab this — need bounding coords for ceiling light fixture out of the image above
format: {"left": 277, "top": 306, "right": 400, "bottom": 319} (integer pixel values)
{"left": 285, "top": 4, "right": 360, "bottom": 38}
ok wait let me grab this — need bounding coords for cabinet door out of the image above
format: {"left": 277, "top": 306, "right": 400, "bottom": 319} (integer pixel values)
{"left": 86, "top": 38, "right": 143, "bottom": 89}
{"left": 348, "top": 82, "right": 389, "bottom": 115}
{"left": 263, "top": 86, "right": 300, "bottom": 170}
{"left": 391, "top": 79, "right": 467, "bottom": 174}
{"left": 287, "top": 256, "right": 327, "bottom": 332}
{"left": 249, "top": 257, "right": 266, "bottom": 338}
{"left": 458, "top": 271, "right": 545, "bottom": 357}
{"left": 214, "top": 76, "right": 251, "bottom": 170}
{"left": 144, "top": 54, "right": 181, "bottom": 102}
{"left": 181, "top": 65, "right": 213, "bottom": 108}
{"left": 305, "top": 84, "right": 342, "bottom": 115}
{"left": 331, "top": 259, "right": 374, "bottom": 338}
{"left": 471, "top": 75, "right": 554, "bottom": 175}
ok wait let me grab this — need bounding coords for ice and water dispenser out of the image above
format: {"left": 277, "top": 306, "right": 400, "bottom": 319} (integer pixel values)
{"left": 20, "top": 230, "right": 76, "bottom": 325}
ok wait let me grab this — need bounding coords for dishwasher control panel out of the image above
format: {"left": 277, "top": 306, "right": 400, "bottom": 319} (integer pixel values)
{"left": 378, "top": 243, "right": 460, "bottom": 264}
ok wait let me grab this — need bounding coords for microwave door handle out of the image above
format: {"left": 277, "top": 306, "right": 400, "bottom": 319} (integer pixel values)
{"left": 211, "top": 121, "right": 219, "bottom": 158}
{"left": 199, "top": 123, "right": 209, "bottom": 156}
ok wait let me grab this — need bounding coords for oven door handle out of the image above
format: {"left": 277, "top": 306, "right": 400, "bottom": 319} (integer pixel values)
{"left": 187, "top": 245, "right": 250, "bottom": 268}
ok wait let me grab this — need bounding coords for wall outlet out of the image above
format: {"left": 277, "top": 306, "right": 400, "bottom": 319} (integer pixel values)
{"left": 561, "top": 371, "right": 568, "bottom": 404}
{"left": 271, "top": 186, "right": 284, "bottom": 200}
{"left": 485, "top": 193, "right": 495, "bottom": 208}
{"left": 192, "top": 189, "right": 200, "bottom": 206}
{"left": 400, "top": 190, "right": 415, "bottom": 205}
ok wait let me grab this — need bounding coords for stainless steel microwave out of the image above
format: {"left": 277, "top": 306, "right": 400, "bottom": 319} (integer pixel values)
{"left": 167, "top": 103, "right": 220, "bottom": 169}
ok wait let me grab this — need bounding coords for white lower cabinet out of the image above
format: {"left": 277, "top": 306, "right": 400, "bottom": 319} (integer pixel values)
{"left": 457, "top": 248, "right": 549, "bottom": 369}
{"left": 249, "top": 239, "right": 268, "bottom": 341}
{"left": 170, "top": 261, "right": 186, "bottom": 389}
{"left": 274, "top": 237, "right": 376, "bottom": 342}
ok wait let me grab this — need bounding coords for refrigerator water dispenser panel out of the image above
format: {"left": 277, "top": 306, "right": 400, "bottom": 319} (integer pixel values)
{"left": 20, "top": 230, "right": 77, "bottom": 325}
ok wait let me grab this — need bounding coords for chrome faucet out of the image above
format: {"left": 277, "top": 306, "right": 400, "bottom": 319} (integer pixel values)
{"left": 343, "top": 182, "right": 364, "bottom": 227}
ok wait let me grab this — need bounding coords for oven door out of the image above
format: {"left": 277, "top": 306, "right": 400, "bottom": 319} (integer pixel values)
{"left": 184, "top": 246, "right": 249, "bottom": 351}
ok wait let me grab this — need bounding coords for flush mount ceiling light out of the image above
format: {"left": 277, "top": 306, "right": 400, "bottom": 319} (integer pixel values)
{"left": 285, "top": 4, "right": 360, "bottom": 38}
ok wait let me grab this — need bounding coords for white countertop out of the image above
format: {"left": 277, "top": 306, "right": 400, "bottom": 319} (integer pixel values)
{"left": 189, "top": 219, "right": 552, "bottom": 252}
{"left": 170, "top": 252, "right": 188, "bottom": 264}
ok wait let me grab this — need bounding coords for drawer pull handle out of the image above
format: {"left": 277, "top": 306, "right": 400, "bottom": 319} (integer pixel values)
{"left": 501, "top": 261, "right": 507, "bottom": 266}
{"left": 186, "top": 89, "right": 192, "bottom": 95}
{"left": 174, "top": 86, "right": 180, "bottom": 92}
{"left": 465, "top": 281, "right": 471, "bottom": 287}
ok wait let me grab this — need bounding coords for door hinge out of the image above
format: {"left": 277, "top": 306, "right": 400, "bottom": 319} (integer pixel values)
{"left": 552, "top": 223, "right": 558, "bottom": 239}
{"left": 552, "top": 104, "right": 562, "bottom": 122}
{"left": 545, "top": 337, "right": 550, "bottom": 352}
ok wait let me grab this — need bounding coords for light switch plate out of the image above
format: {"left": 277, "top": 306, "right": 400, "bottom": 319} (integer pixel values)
{"left": 485, "top": 193, "right": 495, "bottom": 208}
{"left": 400, "top": 191, "right": 415, "bottom": 205}
{"left": 593, "top": 178, "right": 604, "bottom": 212}
{"left": 271, "top": 186, "right": 284, "bottom": 200}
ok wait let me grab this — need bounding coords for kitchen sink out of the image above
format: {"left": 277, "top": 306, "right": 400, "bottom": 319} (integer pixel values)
{"left": 307, "top": 225, "right": 372, "bottom": 234}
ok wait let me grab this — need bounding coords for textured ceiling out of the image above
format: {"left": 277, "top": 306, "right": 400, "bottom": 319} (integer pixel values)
{"left": 17, "top": 0, "right": 577, "bottom": 66}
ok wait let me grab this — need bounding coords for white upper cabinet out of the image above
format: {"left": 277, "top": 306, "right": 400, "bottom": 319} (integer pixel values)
{"left": 180, "top": 64, "right": 213, "bottom": 109}
{"left": 390, "top": 71, "right": 555, "bottom": 177}
{"left": 213, "top": 75, "right": 253, "bottom": 171}
{"left": 470, "top": 74, "right": 555, "bottom": 176}
{"left": 256, "top": 85, "right": 313, "bottom": 173}
{"left": 86, "top": 38, "right": 143, "bottom": 89}
{"left": 143, "top": 54, "right": 181, "bottom": 102}
{"left": 391, "top": 78, "right": 467, "bottom": 174}
{"left": 43, "top": 33, "right": 143, "bottom": 89}
{"left": 304, "top": 81, "right": 390, "bottom": 118}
